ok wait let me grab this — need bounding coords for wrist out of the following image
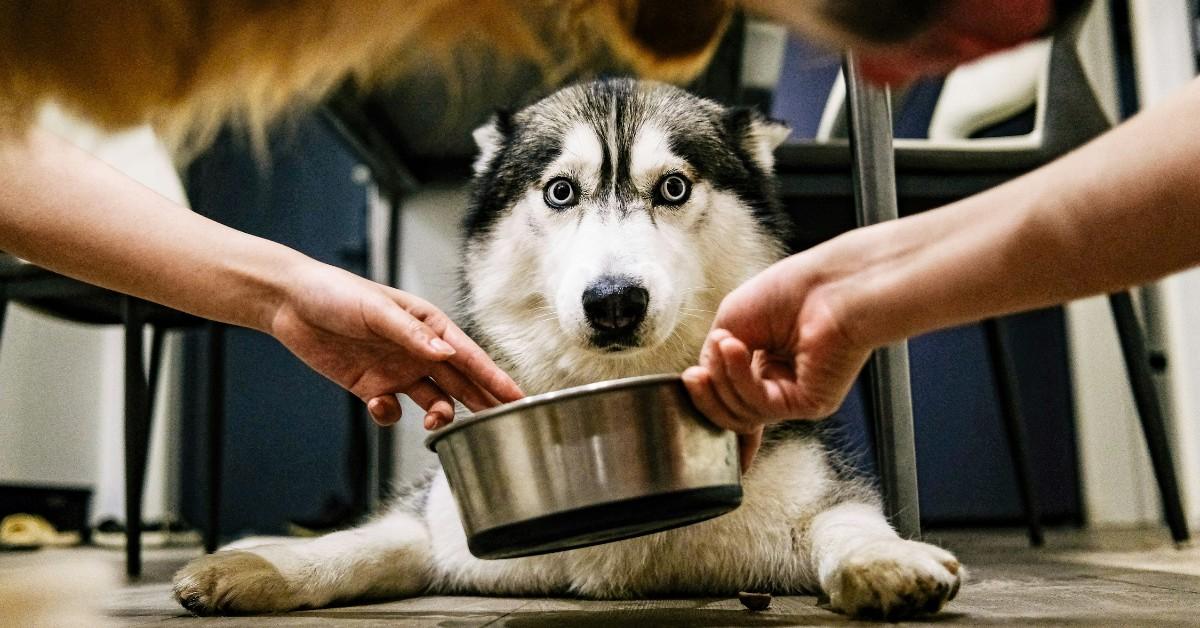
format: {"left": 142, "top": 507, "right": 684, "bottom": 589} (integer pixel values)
{"left": 803, "top": 222, "right": 914, "bottom": 351}
{"left": 820, "top": 181, "right": 1046, "bottom": 350}
{"left": 221, "top": 232, "right": 312, "bottom": 334}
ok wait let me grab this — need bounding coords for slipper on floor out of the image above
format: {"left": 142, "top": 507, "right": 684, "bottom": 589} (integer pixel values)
{"left": 0, "top": 513, "right": 79, "bottom": 550}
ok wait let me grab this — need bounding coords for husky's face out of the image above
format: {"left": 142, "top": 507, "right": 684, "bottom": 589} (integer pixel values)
{"left": 460, "top": 80, "right": 791, "bottom": 392}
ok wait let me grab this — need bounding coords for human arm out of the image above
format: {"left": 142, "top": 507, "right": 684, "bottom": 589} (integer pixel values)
{"left": 684, "top": 74, "right": 1200, "bottom": 457}
{"left": 0, "top": 130, "right": 522, "bottom": 427}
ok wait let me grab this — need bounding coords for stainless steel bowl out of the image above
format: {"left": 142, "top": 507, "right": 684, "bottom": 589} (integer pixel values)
{"left": 425, "top": 373, "right": 742, "bottom": 559}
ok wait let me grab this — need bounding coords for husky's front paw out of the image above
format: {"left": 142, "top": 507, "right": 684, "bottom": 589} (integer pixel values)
{"left": 825, "top": 539, "right": 962, "bottom": 620}
{"left": 173, "top": 550, "right": 300, "bottom": 615}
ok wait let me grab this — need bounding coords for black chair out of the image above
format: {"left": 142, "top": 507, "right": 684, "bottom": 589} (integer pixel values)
{"left": 0, "top": 253, "right": 225, "bottom": 577}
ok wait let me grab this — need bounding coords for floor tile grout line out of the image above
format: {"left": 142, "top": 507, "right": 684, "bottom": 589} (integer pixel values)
{"left": 477, "top": 599, "right": 534, "bottom": 627}
{"left": 1087, "top": 574, "right": 1200, "bottom": 595}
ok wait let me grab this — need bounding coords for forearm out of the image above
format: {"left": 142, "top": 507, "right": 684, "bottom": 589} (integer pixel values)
{"left": 0, "top": 129, "right": 305, "bottom": 331}
{"left": 824, "top": 76, "right": 1200, "bottom": 347}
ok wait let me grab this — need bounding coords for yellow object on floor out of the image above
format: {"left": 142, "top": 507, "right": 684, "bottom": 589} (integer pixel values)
{"left": 0, "top": 514, "right": 79, "bottom": 549}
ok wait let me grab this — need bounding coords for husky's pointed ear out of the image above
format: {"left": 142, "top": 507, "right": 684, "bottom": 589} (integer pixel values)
{"left": 724, "top": 107, "right": 791, "bottom": 171}
{"left": 471, "top": 110, "right": 513, "bottom": 175}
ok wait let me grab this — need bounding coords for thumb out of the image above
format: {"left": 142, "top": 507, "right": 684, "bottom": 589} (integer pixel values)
{"left": 709, "top": 280, "right": 781, "bottom": 352}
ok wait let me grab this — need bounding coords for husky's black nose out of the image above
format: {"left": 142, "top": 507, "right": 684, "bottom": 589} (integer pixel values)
{"left": 582, "top": 276, "right": 649, "bottom": 341}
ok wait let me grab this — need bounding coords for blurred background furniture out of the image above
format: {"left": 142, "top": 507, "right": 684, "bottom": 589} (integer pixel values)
{"left": 177, "top": 120, "right": 378, "bottom": 542}
{"left": 770, "top": 2, "right": 1188, "bottom": 544}
{"left": 0, "top": 253, "right": 225, "bottom": 577}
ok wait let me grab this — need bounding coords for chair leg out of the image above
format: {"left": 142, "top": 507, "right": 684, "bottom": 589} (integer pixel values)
{"left": 845, "top": 56, "right": 921, "bottom": 539}
{"left": 377, "top": 189, "right": 402, "bottom": 501}
{"left": 861, "top": 351, "right": 922, "bottom": 539}
{"left": 122, "top": 298, "right": 152, "bottom": 579}
{"left": 205, "top": 324, "right": 225, "bottom": 553}
{"left": 0, "top": 292, "right": 8, "bottom": 351}
{"left": 0, "top": 294, "right": 6, "bottom": 408}
{"left": 982, "top": 319, "right": 1045, "bottom": 547}
{"left": 147, "top": 327, "right": 166, "bottom": 415}
{"left": 346, "top": 392, "right": 369, "bottom": 518}
{"left": 1109, "top": 292, "right": 1191, "bottom": 544}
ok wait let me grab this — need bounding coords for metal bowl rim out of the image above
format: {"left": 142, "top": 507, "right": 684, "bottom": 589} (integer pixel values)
{"left": 423, "top": 372, "right": 683, "bottom": 452}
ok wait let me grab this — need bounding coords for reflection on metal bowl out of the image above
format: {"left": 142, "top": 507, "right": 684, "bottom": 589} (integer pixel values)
{"left": 426, "top": 374, "right": 742, "bottom": 559}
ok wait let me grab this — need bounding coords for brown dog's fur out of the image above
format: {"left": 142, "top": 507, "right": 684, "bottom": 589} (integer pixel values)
{"left": 0, "top": 0, "right": 732, "bottom": 147}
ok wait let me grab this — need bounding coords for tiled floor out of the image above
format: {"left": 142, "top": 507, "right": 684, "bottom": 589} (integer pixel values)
{"left": 5, "top": 527, "right": 1199, "bottom": 626}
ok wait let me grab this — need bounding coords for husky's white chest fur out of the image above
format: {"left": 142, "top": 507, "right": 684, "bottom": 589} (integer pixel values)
{"left": 173, "top": 79, "right": 963, "bottom": 621}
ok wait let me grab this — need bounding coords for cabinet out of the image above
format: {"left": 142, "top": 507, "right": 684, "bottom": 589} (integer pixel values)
{"left": 178, "top": 118, "right": 371, "bottom": 536}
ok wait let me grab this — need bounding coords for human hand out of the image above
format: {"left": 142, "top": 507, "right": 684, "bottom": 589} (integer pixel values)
{"left": 268, "top": 260, "right": 523, "bottom": 430}
{"left": 682, "top": 251, "right": 874, "bottom": 470}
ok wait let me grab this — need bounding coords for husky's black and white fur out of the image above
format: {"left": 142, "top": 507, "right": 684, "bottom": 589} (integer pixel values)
{"left": 174, "top": 79, "right": 962, "bottom": 620}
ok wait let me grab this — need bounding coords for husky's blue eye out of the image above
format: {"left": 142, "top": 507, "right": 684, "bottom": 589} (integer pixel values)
{"left": 656, "top": 174, "right": 691, "bottom": 206}
{"left": 543, "top": 178, "right": 578, "bottom": 209}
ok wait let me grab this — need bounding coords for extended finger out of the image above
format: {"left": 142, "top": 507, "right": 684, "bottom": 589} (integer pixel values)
{"left": 437, "top": 322, "right": 524, "bottom": 403}
{"left": 367, "top": 294, "right": 458, "bottom": 361}
{"left": 404, "top": 378, "right": 456, "bottom": 430}
{"left": 367, "top": 394, "right": 402, "bottom": 426}
{"left": 430, "top": 361, "right": 503, "bottom": 412}
{"left": 396, "top": 294, "right": 523, "bottom": 404}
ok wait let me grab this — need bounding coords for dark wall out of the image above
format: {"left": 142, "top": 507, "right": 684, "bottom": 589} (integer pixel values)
{"left": 179, "top": 117, "right": 369, "bottom": 537}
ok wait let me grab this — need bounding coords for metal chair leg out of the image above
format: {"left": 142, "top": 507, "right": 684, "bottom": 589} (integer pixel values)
{"left": 0, "top": 292, "right": 8, "bottom": 351}
{"left": 346, "top": 391, "right": 369, "bottom": 519}
{"left": 147, "top": 327, "right": 166, "bottom": 414}
{"left": 376, "top": 189, "right": 402, "bottom": 501}
{"left": 205, "top": 323, "right": 225, "bottom": 553}
{"left": 983, "top": 318, "right": 1045, "bottom": 546}
{"left": 845, "top": 56, "right": 921, "bottom": 539}
{"left": 122, "top": 298, "right": 152, "bottom": 578}
{"left": 0, "top": 294, "right": 7, "bottom": 416}
{"left": 1109, "top": 292, "right": 1191, "bottom": 544}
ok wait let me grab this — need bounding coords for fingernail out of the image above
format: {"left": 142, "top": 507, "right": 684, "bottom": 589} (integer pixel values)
{"left": 429, "top": 338, "right": 455, "bottom": 355}
{"left": 367, "top": 399, "right": 386, "bottom": 424}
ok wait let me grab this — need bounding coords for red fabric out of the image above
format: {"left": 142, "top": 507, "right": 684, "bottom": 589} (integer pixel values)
{"left": 854, "top": 0, "right": 1054, "bottom": 85}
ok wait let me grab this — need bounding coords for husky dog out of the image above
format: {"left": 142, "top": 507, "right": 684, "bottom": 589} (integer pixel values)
{"left": 173, "top": 79, "right": 962, "bottom": 620}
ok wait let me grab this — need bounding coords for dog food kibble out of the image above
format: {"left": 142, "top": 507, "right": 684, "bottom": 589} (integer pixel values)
{"left": 738, "top": 591, "right": 772, "bottom": 611}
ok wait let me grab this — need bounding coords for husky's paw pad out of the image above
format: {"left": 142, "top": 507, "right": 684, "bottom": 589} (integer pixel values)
{"left": 827, "top": 539, "right": 963, "bottom": 620}
{"left": 172, "top": 551, "right": 298, "bottom": 616}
